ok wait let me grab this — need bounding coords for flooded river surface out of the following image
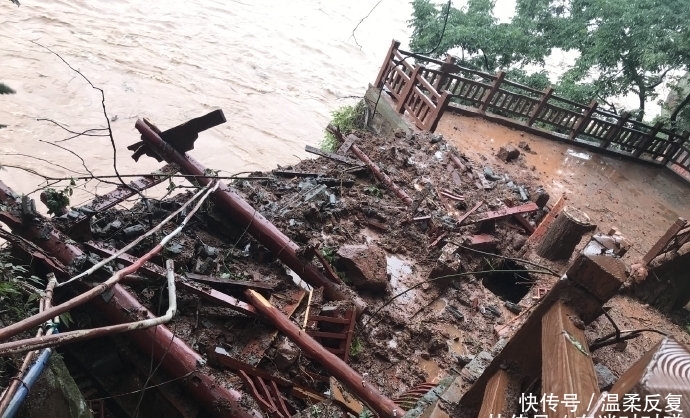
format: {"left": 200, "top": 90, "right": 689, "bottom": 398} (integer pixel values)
{"left": 0, "top": 0, "right": 411, "bottom": 199}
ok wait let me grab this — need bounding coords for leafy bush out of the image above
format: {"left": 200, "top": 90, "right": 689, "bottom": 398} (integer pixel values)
{"left": 321, "top": 101, "right": 367, "bottom": 152}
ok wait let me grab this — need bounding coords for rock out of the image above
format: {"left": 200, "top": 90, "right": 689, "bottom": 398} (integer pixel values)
{"left": 336, "top": 243, "right": 388, "bottom": 291}
{"left": 517, "top": 140, "right": 531, "bottom": 151}
{"left": 594, "top": 363, "right": 617, "bottom": 390}
{"left": 496, "top": 144, "right": 520, "bottom": 162}
{"left": 429, "top": 243, "right": 461, "bottom": 286}
{"left": 18, "top": 356, "right": 91, "bottom": 418}
{"left": 511, "top": 234, "right": 527, "bottom": 251}
{"left": 429, "top": 337, "right": 447, "bottom": 355}
{"left": 274, "top": 338, "right": 299, "bottom": 370}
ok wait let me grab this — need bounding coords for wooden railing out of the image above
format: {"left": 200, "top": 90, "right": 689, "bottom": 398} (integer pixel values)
{"left": 374, "top": 40, "right": 690, "bottom": 182}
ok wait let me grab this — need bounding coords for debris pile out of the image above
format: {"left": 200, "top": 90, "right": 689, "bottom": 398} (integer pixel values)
{"left": 0, "top": 111, "right": 688, "bottom": 418}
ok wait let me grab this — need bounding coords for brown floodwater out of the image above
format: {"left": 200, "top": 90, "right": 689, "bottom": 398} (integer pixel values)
{"left": 0, "top": 0, "right": 411, "bottom": 203}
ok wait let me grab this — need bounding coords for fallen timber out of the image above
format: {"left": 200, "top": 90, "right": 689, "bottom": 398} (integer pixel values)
{"left": 245, "top": 289, "right": 406, "bottom": 418}
{"left": 134, "top": 118, "right": 366, "bottom": 313}
{"left": 0, "top": 181, "right": 262, "bottom": 418}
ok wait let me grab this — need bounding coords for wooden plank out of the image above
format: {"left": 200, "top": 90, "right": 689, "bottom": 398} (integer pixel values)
{"left": 470, "top": 202, "right": 538, "bottom": 224}
{"left": 643, "top": 217, "right": 688, "bottom": 265}
{"left": 526, "top": 194, "right": 566, "bottom": 246}
{"left": 456, "top": 200, "right": 484, "bottom": 225}
{"left": 477, "top": 369, "right": 509, "bottom": 418}
{"left": 542, "top": 300, "right": 599, "bottom": 418}
{"left": 186, "top": 272, "right": 278, "bottom": 290}
{"left": 304, "top": 145, "right": 363, "bottom": 166}
{"left": 176, "top": 279, "right": 257, "bottom": 316}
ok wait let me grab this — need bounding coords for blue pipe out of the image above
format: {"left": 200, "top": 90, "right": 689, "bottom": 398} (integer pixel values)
{"left": 2, "top": 327, "right": 58, "bottom": 418}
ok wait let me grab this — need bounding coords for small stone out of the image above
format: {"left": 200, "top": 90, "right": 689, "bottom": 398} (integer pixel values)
{"left": 496, "top": 144, "right": 520, "bottom": 162}
{"left": 274, "top": 338, "right": 299, "bottom": 370}
{"left": 336, "top": 243, "right": 388, "bottom": 291}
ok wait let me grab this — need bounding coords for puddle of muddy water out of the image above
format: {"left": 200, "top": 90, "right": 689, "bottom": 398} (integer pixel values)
{"left": 416, "top": 354, "right": 445, "bottom": 383}
{"left": 438, "top": 323, "right": 466, "bottom": 356}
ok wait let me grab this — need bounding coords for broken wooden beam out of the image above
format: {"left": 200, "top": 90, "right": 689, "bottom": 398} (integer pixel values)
{"left": 461, "top": 253, "right": 626, "bottom": 408}
{"left": 245, "top": 289, "right": 405, "bottom": 418}
{"left": 643, "top": 217, "right": 688, "bottom": 265}
{"left": 536, "top": 206, "right": 596, "bottom": 260}
{"left": 477, "top": 369, "right": 509, "bottom": 418}
{"left": 469, "top": 201, "right": 538, "bottom": 224}
{"left": 304, "top": 145, "right": 363, "bottom": 166}
{"left": 526, "top": 193, "right": 566, "bottom": 246}
{"left": 541, "top": 300, "right": 599, "bottom": 418}
{"left": 135, "top": 119, "right": 365, "bottom": 312}
{"left": 607, "top": 336, "right": 690, "bottom": 413}
{"left": 342, "top": 134, "right": 413, "bottom": 206}
{"left": 0, "top": 181, "right": 260, "bottom": 418}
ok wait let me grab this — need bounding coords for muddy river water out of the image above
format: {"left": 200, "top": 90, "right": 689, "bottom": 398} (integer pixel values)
{"left": 0, "top": 0, "right": 411, "bottom": 200}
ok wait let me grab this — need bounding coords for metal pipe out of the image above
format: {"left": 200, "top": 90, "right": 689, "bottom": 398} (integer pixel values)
{"left": 2, "top": 327, "right": 57, "bottom": 418}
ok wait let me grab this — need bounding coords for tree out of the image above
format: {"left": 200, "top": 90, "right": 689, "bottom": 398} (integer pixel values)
{"left": 408, "top": 0, "right": 690, "bottom": 121}
{"left": 545, "top": 0, "right": 690, "bottom": 120}
{"left": 409, "top": 0, "right": 551, "bottom": 71}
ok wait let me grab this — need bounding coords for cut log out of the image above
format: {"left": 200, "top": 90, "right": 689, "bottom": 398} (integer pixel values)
{"left": 535, "top": 206, "right": 595, "bottom": 260}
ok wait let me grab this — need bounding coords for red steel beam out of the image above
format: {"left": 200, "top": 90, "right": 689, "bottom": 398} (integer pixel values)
{"left": 135, "top": 119, "right": 364, "bottom": 312}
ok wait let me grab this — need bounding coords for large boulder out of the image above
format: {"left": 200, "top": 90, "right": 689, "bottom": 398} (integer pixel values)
{"left": 336, "top": 244, "right": 388, "bottom": 292}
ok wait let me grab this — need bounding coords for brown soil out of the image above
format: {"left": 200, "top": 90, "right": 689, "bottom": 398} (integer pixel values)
{"left": 4, "top": 119, "right": 690, "bottom": 417}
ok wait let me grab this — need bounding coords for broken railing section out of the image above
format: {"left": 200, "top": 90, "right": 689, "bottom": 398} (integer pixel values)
{"left": 134, "top": 117, "right": 366, "bottom": 312}
{"left": 210, "top": 347, "right": 326, "bottom": 418}
{"left": 642, "top": 217, "right": 690, "bottom": 265}
{"left": 460, "top": 253, "right": 628, "bottom": 417}
{"left": 245, "top": 290, "right": 406, "bottom": 418}
{"left": 0, "top": 182, "right": 261, "bottom": 418}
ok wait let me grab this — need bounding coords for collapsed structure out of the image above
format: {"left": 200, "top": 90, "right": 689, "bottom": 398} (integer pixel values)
{"left": 0, "top": 106, "right": 687, "bottom": 418}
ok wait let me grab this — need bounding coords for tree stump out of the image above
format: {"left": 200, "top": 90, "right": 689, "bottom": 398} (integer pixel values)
{"left": 535, "top": 206, "right": 595, "bottom": 260}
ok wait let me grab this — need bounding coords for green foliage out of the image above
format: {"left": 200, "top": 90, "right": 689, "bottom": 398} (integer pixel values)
{"left": 359, "top": 410, "right": 374, "bottom": 418}
{"left": 43, "top": 179, "right": 75, "bottom": 215}
{"left": 0, "top": 260, "right": 41, "bottom": 322}
{"left": 0, "top": 83, "right": 15, "bottom": 95}
{"left": 363, "top": 185, "right": 383, "bottom": 198}
{"left": 321, "top": 101, "right": 366, "bottom": 152}
{"left": 321, "top": 246, "right": 337, "bottom": 264}
{"left": 409, "top": 0, "right": 690, "bottom": 121}
{"left": 409, "top": 0, "right": 551, "bottom": 70}
{"left": 349, "top": 337, "right": 363, "bottom": 358}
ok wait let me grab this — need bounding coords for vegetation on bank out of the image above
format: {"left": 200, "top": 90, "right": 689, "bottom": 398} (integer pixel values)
{"left": 321, "top": 101, "right": 367, "bottom": 152}
{"left": 409, "top": 0, "right": 690, "bottom": 126}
